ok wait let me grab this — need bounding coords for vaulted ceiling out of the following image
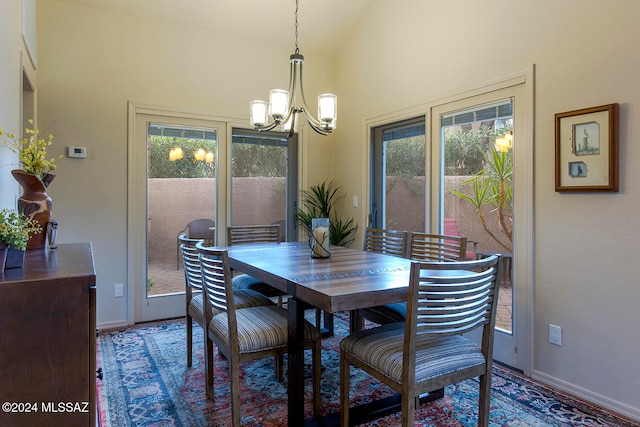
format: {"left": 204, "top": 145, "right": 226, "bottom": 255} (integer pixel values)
{"left": 61, "top": 0, "right": 372, "bottom": 55}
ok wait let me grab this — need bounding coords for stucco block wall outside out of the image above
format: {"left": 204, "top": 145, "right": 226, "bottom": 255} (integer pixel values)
{"left": 148, "top": 177, "right": 286, "bottom": 263}
{"left": 149, "top": 176, "right": 506, "bottom": 264}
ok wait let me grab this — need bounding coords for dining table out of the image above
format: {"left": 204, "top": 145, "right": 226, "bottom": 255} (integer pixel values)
{"left": 223, "top": 241, "right": 440, "bottom": 426}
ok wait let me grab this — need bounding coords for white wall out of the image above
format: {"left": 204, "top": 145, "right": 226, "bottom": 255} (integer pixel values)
{"left": 35, "top": 0, "right": 336, "bottom": 327}
{"left": 0, "top": 0, "right": 25, "bottom": 208}
{"left": 333, "top": 0, "right": 640, "bottom": 419}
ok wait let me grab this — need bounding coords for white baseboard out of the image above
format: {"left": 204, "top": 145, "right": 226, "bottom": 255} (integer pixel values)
{"left": 531, "top": 370, "right": 640, "bottom": 422}
{"left": 97, "top": 319, "right": 129, "bottom": 331}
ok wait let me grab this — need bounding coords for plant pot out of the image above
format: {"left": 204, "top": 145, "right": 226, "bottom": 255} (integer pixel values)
{"left": 11, "top": 170, "right": 54, "bottom": 250}
{"left": 0, "top": 245, "right": 6, "bottom": 271}
{"left": 5, "top": 245, "right": 25, "bottom": 269}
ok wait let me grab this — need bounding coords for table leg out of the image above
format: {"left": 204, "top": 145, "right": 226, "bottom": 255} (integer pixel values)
{"left": 323, "top": 311, "right": 334, "bottom": 336}
{"left": 287, "top": 297, "right": 307, "bottom": 426}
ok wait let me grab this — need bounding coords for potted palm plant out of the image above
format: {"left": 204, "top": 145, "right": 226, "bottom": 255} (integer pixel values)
{"left": 0, "top": 208, "right": 42, "bottom": 270}
{"left": 296, "top": 179, "right": 358, "bottom": 247}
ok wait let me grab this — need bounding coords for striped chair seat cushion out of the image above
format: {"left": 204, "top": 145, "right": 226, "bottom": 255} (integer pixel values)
{"left": 340, "top": 322, "right": 486, "bottom": 383}
{"left": 209, "top": 305, "right": 320, "bottom": 353}
{"left": 190, "top": 289, "right": 274, "bottom": 320}
{"left": 232, "top": 289, "right": 275, "bottom": 309}
{"left": 188, "top": 293, "right": 204, "bottom": 319}
{"left": 232, "top": 273, "right": 287, "bottom": 298}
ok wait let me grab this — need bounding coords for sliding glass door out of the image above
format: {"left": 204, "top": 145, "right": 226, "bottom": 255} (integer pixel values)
{"left": 369, "top": 76, "right": 532, "bottom": 372}
{"left": 370, "top": 117, "right": 426, "bottom": 231}
{"left": 131, "top": 109, "right": 225, "bottom": 323}
{"left": 229, "top": 129, "right": 298, "bottom": 241}
{"left": 430, "top": 81, "right": 531, "bottom": 371}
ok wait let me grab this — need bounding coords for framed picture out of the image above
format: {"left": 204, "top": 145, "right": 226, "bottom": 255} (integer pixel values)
{"left": 555, "top": 103, "right": 619, "bottom": 192}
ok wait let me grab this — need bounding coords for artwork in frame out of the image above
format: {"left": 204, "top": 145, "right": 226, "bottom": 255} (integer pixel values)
{"left": 555, "top": 103, "right": 619, "bottom": 192}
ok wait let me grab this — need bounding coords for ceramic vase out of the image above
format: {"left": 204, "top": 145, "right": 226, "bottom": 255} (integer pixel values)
{"left": 11, "top": 169, "right": 54, "bottom": 250}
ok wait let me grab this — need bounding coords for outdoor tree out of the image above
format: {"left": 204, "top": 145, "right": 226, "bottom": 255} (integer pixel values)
{"left": 450, "top": 125, "right": 513, "bottom": 251}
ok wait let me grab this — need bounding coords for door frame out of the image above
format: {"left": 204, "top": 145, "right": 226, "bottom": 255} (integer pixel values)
{"left": 127, "top": 102, "right": 237, "bottom": 324}
{"left": 364, "top": 68, "right": 534, "bottom": 374}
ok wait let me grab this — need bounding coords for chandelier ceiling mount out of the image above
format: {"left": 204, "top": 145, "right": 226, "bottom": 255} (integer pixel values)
{"left": 249, "top": 0, "right": 337, "bottom": 136}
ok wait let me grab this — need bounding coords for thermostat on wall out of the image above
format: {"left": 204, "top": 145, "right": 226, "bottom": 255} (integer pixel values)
{"left": 68, "top": 146, "right": 87, "bottom": 158}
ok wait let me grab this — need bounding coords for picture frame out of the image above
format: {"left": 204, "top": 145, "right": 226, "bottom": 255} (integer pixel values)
{"left": 555, "top": 103, "right": 619, "bottom": 192}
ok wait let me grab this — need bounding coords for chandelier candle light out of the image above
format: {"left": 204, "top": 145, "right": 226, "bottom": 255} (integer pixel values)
{"left": 250, "top": 0, "right": 337, "bottom": 136}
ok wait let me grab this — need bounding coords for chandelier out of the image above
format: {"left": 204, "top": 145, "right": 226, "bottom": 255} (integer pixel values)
{"left": 249, "top": 0, "right": 337, "bottom": 136}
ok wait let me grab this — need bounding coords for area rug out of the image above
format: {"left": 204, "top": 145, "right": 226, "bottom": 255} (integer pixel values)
{"left": 97, "top": 314, "right": 638, "bottom": 427}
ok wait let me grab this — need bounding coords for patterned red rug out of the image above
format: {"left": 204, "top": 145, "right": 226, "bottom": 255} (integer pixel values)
{"left": 97, "top": 314, "right": 638, "bottom": 426}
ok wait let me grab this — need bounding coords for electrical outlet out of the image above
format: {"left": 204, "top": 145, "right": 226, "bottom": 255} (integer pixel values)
{"left": 114, "top": 283, "right": 124, "bottom": 298}
{"left": 549, "top": 324, "right": 562, "bottom": 346}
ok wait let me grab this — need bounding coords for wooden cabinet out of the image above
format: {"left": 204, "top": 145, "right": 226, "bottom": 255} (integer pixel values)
{"left": 0, "top": 243, "right": 96, "bottom": 427}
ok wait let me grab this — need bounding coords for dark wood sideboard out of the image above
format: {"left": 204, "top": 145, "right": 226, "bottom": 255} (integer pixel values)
{"left": 0, "top": 243, "right": 96, "bottom": 427}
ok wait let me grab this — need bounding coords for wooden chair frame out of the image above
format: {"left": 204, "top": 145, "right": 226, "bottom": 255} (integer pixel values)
{"left": 362, "top": 227, "right": 408, "bottom": 258}
{"left": 408, "top": 231, "right": 468, "bottom": 262}
{"left": 351, "top": 227, "right": 409, "bottom": 332}
{"left": 357, "top": 231, "right": 469, "bottom": 329}
{"left": 180, "top": 234, "right": 273, "bottom": 368}
{"left": 179, "top": 234, "right": 206, "bottom": 368}
{"left": 340, "top": 255, "right": 502, "bottom": 427}
{"left": 177, "top": 218, "right": 215, "bottom": 269}
{"left": 227, "top": 224, "right": 281, "bottom": 246}
{"left": 198, "top": 244, "right": 321, "bottom": 426}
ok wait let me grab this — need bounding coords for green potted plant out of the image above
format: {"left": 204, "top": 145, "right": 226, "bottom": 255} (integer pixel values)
{"left": 0, "top": 208, "right": 42, "bottom": 270}
{"left": 295, "top": 179, "right": 358, "bottom": 247}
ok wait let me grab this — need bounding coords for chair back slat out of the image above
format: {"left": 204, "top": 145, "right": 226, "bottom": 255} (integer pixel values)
{"left": 406, "top": 255, "right": 500, "bottom": 340}
{"left": 227, "top": 224, "right": 281, "bottom": 246}
{"left": 196, "top": 243, "right": 237, "bottom": 332}
{"left": 408, "top": 232, "right": 467, "bottom": 262}
{"left": 363, "top": 227, "right": 408, "bottom": 257}
{"left": 179, "top": 234, "right": 204, "bottom": 292}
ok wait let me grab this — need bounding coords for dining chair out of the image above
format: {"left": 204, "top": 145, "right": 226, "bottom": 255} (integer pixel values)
{"left": 350, "top": 227, "right": 408, "bottom": 332}
{"left": 357, "top": 231, "right": 468, "bottom": 328}
{"left": 177, "top": 218, "right": 215, "bottom": 269}
{"left": 227, "top": 223, "right": 327, "bottom": 376}
{"left": 408, "top": 231, "right": 468, "bottom": 262}
{"left": 227, "top": 224, "right": 287, "bottom": 303}
{"left": 340, "top": 255, "right": 502, "bottom": 427}
{"left": 179, "top": 234, "right": 274, "bottom": 368}
{"left": 362, "top": 226, "right": 408, "bottom": 257}
{"left": 197, "top": 243, "right": 322, "bottom": 426}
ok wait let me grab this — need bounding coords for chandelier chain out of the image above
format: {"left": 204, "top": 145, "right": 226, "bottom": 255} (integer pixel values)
{"left": 249, "top": 0, "right": 336, "bottom": 135}
{"left": 294, "top": 0, "right": 299, "bottom": 54}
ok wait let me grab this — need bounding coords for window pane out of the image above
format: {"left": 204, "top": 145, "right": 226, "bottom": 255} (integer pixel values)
{"left": 372, "top": 117, "right": 426, "bottom": 232}
{"left": 147, "top": 123, "right": 217, "bottom": 296}
{"left": 442, "top": 99, "right": 513, "bottom": 332}
{"left": 231, "top": 130, "right": 291, "bottom": 235}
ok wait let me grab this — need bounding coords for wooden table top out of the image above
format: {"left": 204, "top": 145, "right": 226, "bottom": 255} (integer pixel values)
{"left": 224, "top": 241, "right": 414, "bottom": 313}
{"left": 0, "top": 243, "right": 96, "bottom": 285}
